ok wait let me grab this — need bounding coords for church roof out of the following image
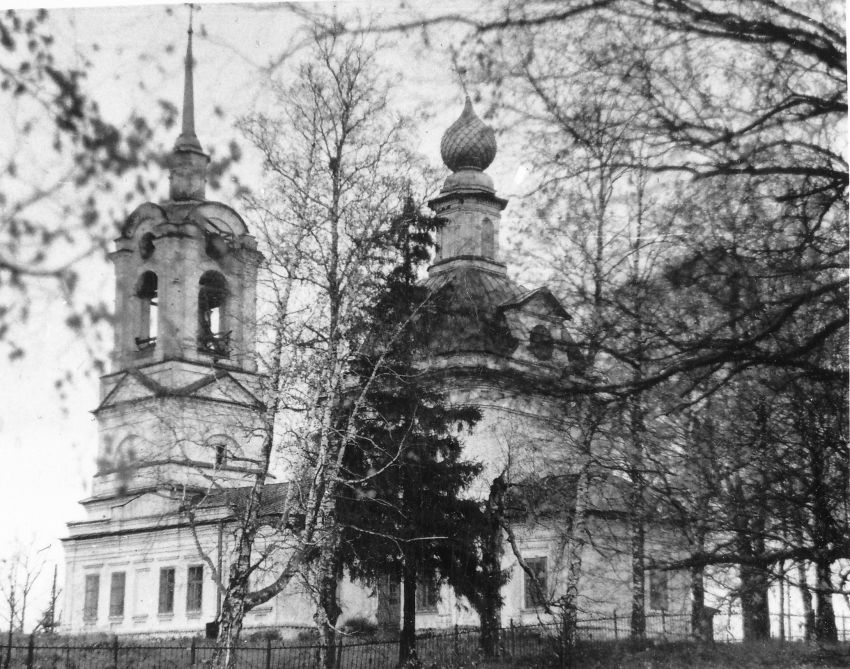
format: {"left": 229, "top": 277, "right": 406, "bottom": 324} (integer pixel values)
{"left": 506, "top": 473, "right": 634, "bottom": 521}
{"left": 501, "top": 286, "right": 571, "bottom": 320}
{"left": 423, "top": 261, "right": 526, "bottom": 356}
{"left": 198, "top": 482, "right": 290, "bottom": 518}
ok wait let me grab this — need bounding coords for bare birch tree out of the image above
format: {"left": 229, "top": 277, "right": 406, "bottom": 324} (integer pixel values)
{"left": 177, "top": 31, "right": 427, "bottom": 669}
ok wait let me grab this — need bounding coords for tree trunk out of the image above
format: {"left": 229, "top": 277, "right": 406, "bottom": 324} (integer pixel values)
{"left": 399, "top": 556, "right": 417, "bottom": 666}
{"left": 690, "top": 564, "right": 712, "bottom": 642}
{"left": 209, "top": 481, "right": 262, "bottom": 669}
{"left": 777, "top": 563, "right": 785, "bottom": 641}
{"left": 479, "top": 475, "right": 505, "bottom": 658}
{"left": 314, "top": 565, "right": 341, "bottom": 669}
{"left": 739, "top": 563, "right": 770, "bottom": 640}
{"left": 562, "top": 463, "right": 590, "bottom": 650}
{"left": 3, "top": 617, "right": 12, "bottom": 669}
{"left": 630, "top": 515, "right": 646, "bottom": 640}
{"left": 797, "top": 561, "right": 815, "bottom": 641}
{"left": 210, "top": 580, "right": 247, "bottom": 669}
{"left": 814, "top": 560, "right": 837, "bottom": 642}
{"left": 628, "top": 395, "right": 646, "bottom": 641}
{"left": 732, "top": 473, "right": 770, "bottom": 642}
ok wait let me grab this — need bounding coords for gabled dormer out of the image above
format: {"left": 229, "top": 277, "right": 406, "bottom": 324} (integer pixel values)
{"left": 500, "top": 288, "right": 574, "bottom": 367}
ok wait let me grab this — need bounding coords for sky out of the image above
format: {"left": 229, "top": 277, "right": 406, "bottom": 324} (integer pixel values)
{"left": 0, "top": 0, "right": 534, "bottom": 628}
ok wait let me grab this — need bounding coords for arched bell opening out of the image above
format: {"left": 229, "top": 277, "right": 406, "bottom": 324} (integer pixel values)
{"left": 198, "top": 270, "right": 230, "bottom": 356}
{"left": 135, "top": 271, "right": 158, "bottom": 351}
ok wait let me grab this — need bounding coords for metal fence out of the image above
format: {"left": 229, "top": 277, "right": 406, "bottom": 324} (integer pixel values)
{"left": 0, "top": 612, "right": 764, "bottom": 669}
{"left": 711, "top": 612, "right": 850, "bottom": 643}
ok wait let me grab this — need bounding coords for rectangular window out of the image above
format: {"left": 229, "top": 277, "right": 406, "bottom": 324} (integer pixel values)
{"left": 83, "top": 574, "right": 100, "bottom": 620}
{"left": 523, "top": 557, "right": 548, "bottom": 609}
{"left": 186, "top": 565, "right": 203, "bottom": 613}
{"left": 649, "top": 571, "right": 669, "bottom": 611}
{"left": 387, "top": 576, "right": 400, "bottom": 607}
{"left": 158, "top": 567, "right": 175, "bottom": 614}
{"left": 415, "top": 577, "right": 439, "bottom": 612}
{"left": 133, "top": 568, "right": 149, "bottom": 617}
{"left": 109, "top": 572, "right": 126, "bottom": 617}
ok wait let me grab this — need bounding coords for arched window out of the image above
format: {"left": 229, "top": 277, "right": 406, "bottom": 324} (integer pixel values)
{"left": 198, "top": 271, "right": 230, "bottom": 355}
{"left": 206, "top": 435, "right": 236, "bottom": 468}
{"left": 529, "top": 324, "right": 554, "bottom": 361}
{"left": 139, "top": 232, "right": 156, "bottom": 260}
{"left": 136, "top": 272, "right": 158, "bottom": 350}
{"left": 481, "top": 218, "right": 495, "bottom": 258}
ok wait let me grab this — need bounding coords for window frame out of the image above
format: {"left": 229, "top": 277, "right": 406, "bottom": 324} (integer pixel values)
{"left": 649, "top": 570, "right": 669, "bottom": 611}
{"left": 186, "top": 565, "right": 204, "bottom": 614}
{"left": 523, "top": 556, "right": 549, "bottom": 610}
{"left": 109, "top": 572, "right": 126, "bottom": 618}
{"left": 83, "top": 573, "right": 100, "bottom": 621}
{"left": 158, "top": 567, "right": 176, "bottom": 615}
{"left": 415, "top": 576, "right": 440, "bottom": 612}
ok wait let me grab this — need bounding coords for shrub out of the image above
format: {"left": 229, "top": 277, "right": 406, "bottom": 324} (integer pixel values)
{"left": 341, "top": 616, "right": 378, "bottom": 637}
{"left": 244, "top": 628, "right": 281, "bottom": 641}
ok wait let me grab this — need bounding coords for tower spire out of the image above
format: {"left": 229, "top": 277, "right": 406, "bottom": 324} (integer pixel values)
{"left": 174, "top": 5, "right": 202, "bottom": 153}
{"left": 169, "top": 4, "right": 209, "bottom": 201}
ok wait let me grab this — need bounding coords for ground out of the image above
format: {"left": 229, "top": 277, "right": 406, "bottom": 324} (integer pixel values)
{"left": 478, "top": 640, "right": 850, "bottom": 669}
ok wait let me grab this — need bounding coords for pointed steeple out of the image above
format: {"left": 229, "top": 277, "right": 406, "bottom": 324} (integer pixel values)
{"left": 174, "top": 13, "right": 203, "bottom": 153}
{"left": 168, "top": 5, "right": 209, "bottom": 201}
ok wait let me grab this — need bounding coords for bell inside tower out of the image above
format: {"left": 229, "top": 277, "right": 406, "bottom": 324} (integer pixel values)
{"left": 136, "top": 271, "right": 158, "bottom": 350}
{"left": 198, "top": 270, "right": 229, "bottom": 356}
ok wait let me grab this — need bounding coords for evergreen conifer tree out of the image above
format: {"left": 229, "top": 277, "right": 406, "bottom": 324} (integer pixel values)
{"left": 335, "top": 196, "right": 485, "bottom": 665}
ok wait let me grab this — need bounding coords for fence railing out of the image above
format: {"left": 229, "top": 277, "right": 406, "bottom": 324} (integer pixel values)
{"left": 712, "top": 612, "right": 850, "bottom": 643}
{"left": 5, "top": 612, "right": 848, "bottom": 669}
{"left": 0, "top": 615, "right": 693, "bottom": 669}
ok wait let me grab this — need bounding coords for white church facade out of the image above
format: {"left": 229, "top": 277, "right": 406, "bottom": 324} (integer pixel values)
{"left": 61, "top": 30, "right": 690, "bottom": 638}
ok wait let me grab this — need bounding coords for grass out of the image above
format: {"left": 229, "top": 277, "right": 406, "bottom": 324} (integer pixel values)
{"left": 471, "top": 640, "right": 850, "bottom": 669}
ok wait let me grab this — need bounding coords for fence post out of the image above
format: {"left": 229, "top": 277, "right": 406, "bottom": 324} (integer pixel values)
{"left": 336, "top": 636, "right": 344, "bottom": 668}
{"left": 510, "top": 619, "right": 515, "bottom": 657}
{"left": 190, "top": 637, "right": 197, "bottom": 665}
{"left": 613, "top": 611, "right": 618, "bottom": 640}
{"left": 562, "top": 615, "right": 569, "bottom": 669}
{"left": 265, "top": 637, "right": 272, "bottom": 669}
{"left": 25, "top": 633, "right": 34, "bottom": 669}
{"left": 453, "top": 624, "right": 459, "bottom": 658}
{"left": 112, "top": 637, "right": 119, "bottom": 669}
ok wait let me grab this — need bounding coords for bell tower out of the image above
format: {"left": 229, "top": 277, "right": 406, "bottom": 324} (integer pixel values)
{"left": 85, "top": 20, "right": 265, "bottom": 504}
{"left": 110, "top": 20, "right": 260, "bottom": 373}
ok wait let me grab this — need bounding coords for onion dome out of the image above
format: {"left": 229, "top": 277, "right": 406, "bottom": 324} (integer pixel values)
{"left": 440, "top": 97, "right": 497, "bottom": 173}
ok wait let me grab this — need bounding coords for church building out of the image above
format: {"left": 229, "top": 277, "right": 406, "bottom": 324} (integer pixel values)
{"left": 61, "top": 28, "right": 689, "bottom": 637}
